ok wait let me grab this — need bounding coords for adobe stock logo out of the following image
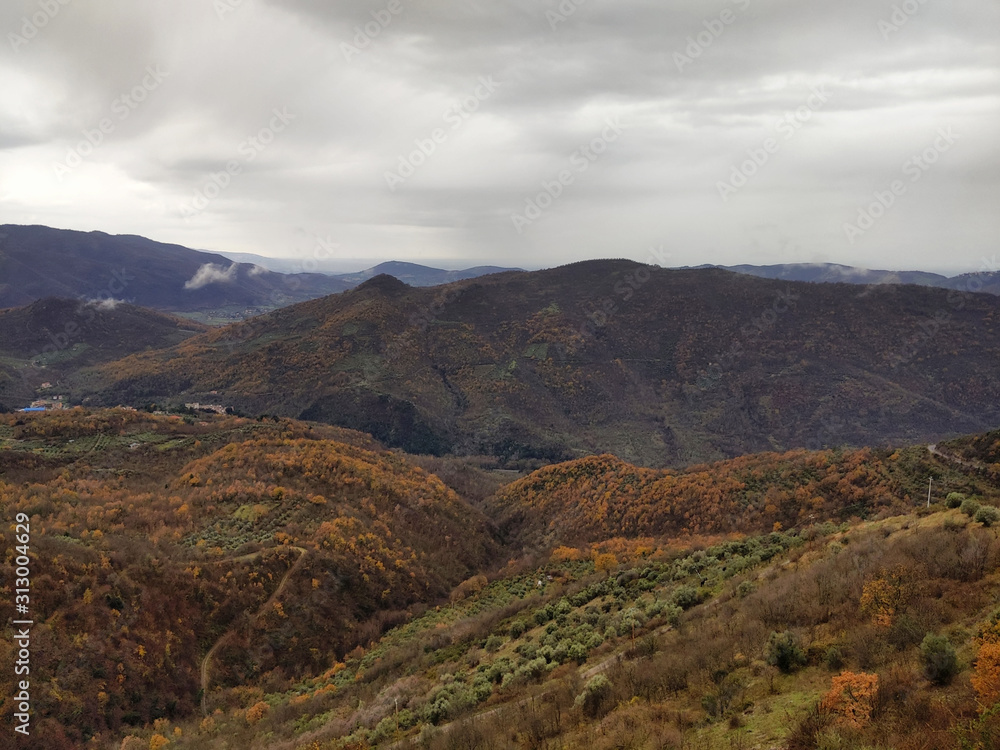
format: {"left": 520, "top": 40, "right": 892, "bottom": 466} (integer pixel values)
{"left": 715, "top": 85, "right": 830, "bottom": 201}
{"left": 843, "top": 127, "right": 957, "bottom": 245}
{"left": 878, "top": 0, "right": 931, "bottom": 40}
{"left": 52, "top": 66, "right": 170, "bottom": 181}
{"left": 510, "top": 116, "right": 624, "bottom": 234}
{"left": 8, "top": 0, "right": 73, "bottom": 52}
{"left": 179, "top": 107, "right": 296, "bottom": 219}
{"left": 674, "top": 0, "right": 752, "bottom": 72}
{"left": 384, "top": 76, "right": 502, "bottom": 191}
{"left": 341, "top": 0, "right": 404, "bottom": 62}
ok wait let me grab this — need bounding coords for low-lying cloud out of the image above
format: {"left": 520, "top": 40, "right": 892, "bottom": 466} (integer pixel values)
{"left": 184, "top": 263, "right": 238, "bottom": 290}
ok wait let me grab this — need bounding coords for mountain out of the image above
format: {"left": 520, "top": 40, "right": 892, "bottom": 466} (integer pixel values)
{"left": 946, "top": 269, "right": 1000, "bottom": 296}
{"left": 81, "top": 260, "right": 1000, "bottom": 467}
{"left": 0, "top": 297, "right": 207, "bottom": 410}
{"left": 720, "top": 262, "right": 950, "bottom": 287}
{"left": 0, "top": 225, "right": 352, "bottom": 312}
{"left": 718, "top": 262, "right": 1000, "bottom": 295}
{"left": 214, "top": 250, "right": 321, "bottom": 274}
{"left": 331, "top": 260, "right": 522, "bottom": 287}
{"left": 0, "top": 297, "right": 206, "bottom": 360}
{"left": 165, "top": 476, "right": 1000, "bottom": 750}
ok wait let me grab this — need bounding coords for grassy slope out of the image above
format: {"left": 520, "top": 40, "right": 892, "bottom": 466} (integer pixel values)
{"left": 113, "top": 510, "right": 1000, "bottom": 750}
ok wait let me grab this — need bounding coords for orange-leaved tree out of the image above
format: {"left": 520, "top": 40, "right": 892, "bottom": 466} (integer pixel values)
{"left": 972, "top": 642, "right": 1000, "bottom": 710}
{"left": 860, "top": 565, "right": 914, "bottom": 627}
{"left": 819, "top": 671, "right": 879, "bottom": 728}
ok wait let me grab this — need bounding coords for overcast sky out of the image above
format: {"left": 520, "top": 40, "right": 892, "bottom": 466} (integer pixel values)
{"left": 1, "top": 0, "right": 997, "bottom": 273}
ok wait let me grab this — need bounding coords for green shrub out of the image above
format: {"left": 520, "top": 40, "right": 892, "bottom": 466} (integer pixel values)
{"left": 946, "top": 492, "right": 966, "bottom": 509}
{"left": 961, "top": 498, "right": 982, "bottom": 517}
{"left": 672, "top": 585, "right": 700, "bottom": 610}
{"left": 574, "top": 673, "right": 613, "bottom": 718}
{"left": 534, "top": 606, "right": 553, "bottom": 626}
{"left": 471, "top": 676, "right": 493, "bottom": 703}
{"left": 824, "top": 645, "right": 846, "bottom": 671}
{"left": 765, "top": 631, "right": 807, "bottom": 673}
{"left": 975, "top": 505, "right": 1000, "bottom": 528}
{"left": 665, "top": 604, "right": 683, "bottom": 629}
{"left": 509, "top": 620, "right": 527, "bottom": 639}
{"left": 484, "top": 635, "right": 503, "bottom": 653}
{"left": 920, "top": 633, "right": 959, "bottom": 685}
{"left": 518, "top": 656, "right": 550, "bottom": 681}
{"left": 568, "top": 642, "right": 589, "bottom": 664}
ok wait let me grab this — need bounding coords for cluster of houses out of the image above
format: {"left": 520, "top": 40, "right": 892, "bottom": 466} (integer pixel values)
{"left": 16, "top": 388, "right": 228, "bottom": 416}
{"left": 184, "top": 402, "right": 228, "bottom": 415}
{"left": 20, "top": 394, "right": 66, "bottom": 412}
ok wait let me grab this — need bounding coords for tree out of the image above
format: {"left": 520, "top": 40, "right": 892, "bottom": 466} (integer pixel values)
{"left": 820, "top": 671, "right": 879, "bottom": 728}
{"left": 575, "top": 674, "right": 613, "bottom": 718}
{"left": 246, "top": 700, "right": 270, "bottom": 725}
{"left": 972, "top": 642, "right": 1000, "bottom": 710}
{"left": 860, "top": 566, "right": 914, "bottom": 627}
{"left": 765, "top": 631, "right": 806, "bottom": 673}
{"left": 921, "top": 633, "right": 959, "bottom": 685}
{"left": 976, "top": 506, "right": 1000, "bottom": 528}
{"left": 594, "top": 552, "right": 619, "bottom": 574}
{"left": 946, "top": 492, "right": 967, "bottom": 508}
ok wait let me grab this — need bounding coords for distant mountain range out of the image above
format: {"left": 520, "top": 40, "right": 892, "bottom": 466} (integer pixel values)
{"left": 714, "top": 262, "right": 1000, "bottom": 295}
{"left": 3, "top": 226, "right": 995, "bottom": 318}
{"left": 0, "top": 225, "right": 353, "bottom": 312}
{"left": 76, "top": 260, "right": 1000, "bottom": 467}
{"left": 330, "top": 260, "right": 522, "bottom": 288}
{"left": 0, "top": 226, "right": 521, "bottom": 313}
{"left": 218, "top": 252, "right": 522, "bottom": 283}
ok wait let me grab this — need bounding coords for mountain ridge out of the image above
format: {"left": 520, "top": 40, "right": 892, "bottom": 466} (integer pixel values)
{"left": 713, "top": 261, "right": 1000, "bottom": 295}
{"left": 76, "top": 259, "right": 1000, "bottom": 467}
{"left": 0, "top": 224, "right": 352, "bottom": 312}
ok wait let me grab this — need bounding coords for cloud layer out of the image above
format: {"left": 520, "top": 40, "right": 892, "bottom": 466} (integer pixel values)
{"left": 1, "top": 0, "right": 997, "bottom": 273}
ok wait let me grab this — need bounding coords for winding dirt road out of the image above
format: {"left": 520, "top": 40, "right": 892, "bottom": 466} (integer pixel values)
{"left": 200, "top": 546, "right": 309, "bottom": 716}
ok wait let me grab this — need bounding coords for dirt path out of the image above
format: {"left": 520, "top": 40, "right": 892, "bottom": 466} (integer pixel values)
{"left": 200, "top": 546, "right": 308, "bottom": 716}
{"left": 928, "top": 443, "right": 986, "bottom": 472}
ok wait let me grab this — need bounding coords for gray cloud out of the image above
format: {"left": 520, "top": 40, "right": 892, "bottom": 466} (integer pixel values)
{"left": 0, "top": 0, "right": 996, "bottom": 273}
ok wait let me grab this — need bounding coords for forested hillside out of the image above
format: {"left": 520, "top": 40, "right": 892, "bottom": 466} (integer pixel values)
{"left": 0, "top": 410, "right": 495, "bottom": 748}
{"left": 80, "top": 261, "right": 1000, "bottom": 467}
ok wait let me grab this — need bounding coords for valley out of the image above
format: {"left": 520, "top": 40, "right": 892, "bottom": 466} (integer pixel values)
{"left": 1, "top": 407, "right": 1000, "bottom": 749}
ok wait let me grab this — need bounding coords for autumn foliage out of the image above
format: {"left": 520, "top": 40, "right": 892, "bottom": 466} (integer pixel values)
{"left": 860, "top": 565, "right": 916, "bottom": 627}
{"left": 972, "top": 642, "right": 1000, "bottom": 710}
{"left": 495, "top": 447, "right": 906, "bottom": 545}
{"left": 0, "top": 410, "right": 495, "bottom": 747}
{"left": 819, "top": 671, "right": 879, "bottom": 728}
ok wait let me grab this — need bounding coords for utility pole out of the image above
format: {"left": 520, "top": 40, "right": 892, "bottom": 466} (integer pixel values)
{"left": 395, "top": 698, "right": 399, "bottom": 738}
{"left": 927, "top": 477, "right": 933, "bottom": 508}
